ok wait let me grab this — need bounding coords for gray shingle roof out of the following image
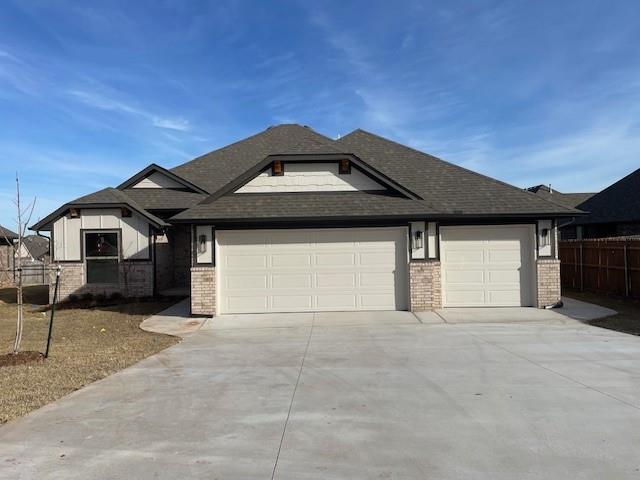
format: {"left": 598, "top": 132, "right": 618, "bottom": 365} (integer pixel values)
{"left": 171, "top": 125, "right": 343, "bottom": 194}
{"left": 573, "top": 168, "right": 640, "bottom": 225}
{"left": 34, "top": 124, "right": 583, "bottom": 229}
{"left": 171, "top": 192, "right": 436, "bottom": 222}
{"left": 122, "top": 189, "right": 206, "bottom": 210}
{"left": 31, "top": 188, "right": 170, "bottom": 230}
{"left": 22, "top": 235, "right": 49, "bottom": 260}
{"left": 0, "top": 225, "right": 18, "bottom": 240}
{"left": 527, "top": 185, "right": 595, "bottom": 209}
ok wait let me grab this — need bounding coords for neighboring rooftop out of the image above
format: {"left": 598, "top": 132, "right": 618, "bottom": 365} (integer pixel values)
{"left": 0, "top": 225, "right": 18, "bottom": 241}
{"left": 21, "top": 235, "right": 49, "bottom": 260}
{"left": 572, "top": 168, "right": 640, "bottom": 226}
{"left": 527, "top": 185, "right": 596, "bottom": 209}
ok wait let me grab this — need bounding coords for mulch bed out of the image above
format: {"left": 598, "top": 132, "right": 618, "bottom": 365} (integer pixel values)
{"left": 0, "top": 351, "right": 44, "bottom": 368}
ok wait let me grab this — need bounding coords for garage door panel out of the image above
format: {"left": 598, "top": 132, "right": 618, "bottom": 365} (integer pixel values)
{"left": 441, "top": 225, "right": 533, "bottom": 307}
{"left": 217, "top": 228, "right": 408, "bottom": 314}
{"left": 316, "top": 273, "right": 356, "bottom": 288}
{"left": 227, "top": 296, "right": 268, "bottom": 310}
{"left": 445, "top": 290, "right": 486, "bottom": 306}
{"left": 445, "top": 269, "right": 484, "bottom": 284}
{"left": 271, "top": 253, "right": 311, "bottom": 268}
{"left": 445, "top": 249, "right": 484, "bottom": 264}
{"left": 316, "top": 252, "right": 356, "bottom": 267}
{"left": 487, "top": 248, "right": 521, "bottom": 263}
{"left": 317, "top": 294, "right": 357, "bottom": 309}
{"left": 359, "top": 271, "right": 395, "bottom": 287}
{"left": 359, "top": 252, "right": 395, "bottom": 266}
{"left": 226, "top": 254, "right": 267, "bottom": 268}
{"left": 271, "top": 274, "right": 312, "bottom": 289}
{"left": 272, "top": 295, "right": 313, "bottom": 309}
{"left": 225, "top": 274, "right": 267, "bottom": 290}
{"left": 487, "top": 269, "right": 521, "bottom": 284}
{"left": 487, "top": 290, "right": 521, "bottom": 305}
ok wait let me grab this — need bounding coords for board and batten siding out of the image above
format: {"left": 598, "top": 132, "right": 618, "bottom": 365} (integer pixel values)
{"left": 53, "top": 209, "right": 150, "bottom": 261}
{"left": 235, "top": 163, "right": 386, "bottom": 193}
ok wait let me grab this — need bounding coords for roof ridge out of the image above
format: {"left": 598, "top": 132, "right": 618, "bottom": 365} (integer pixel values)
{"left": 172, "top": 124, "right": 340, "bottom": 173}
{"left": 340, "top": 129, "right": 579, "bottom": 213}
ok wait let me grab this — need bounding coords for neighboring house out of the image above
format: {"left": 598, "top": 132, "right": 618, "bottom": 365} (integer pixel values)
{"left": 16, "top": 235, "right": 50, "bottom": 265}
{"left": 0, "top": 225, "right": 18, "bottom": 285}
{"left": 31, "top": 124, "right": 579, "bottom": 313}
{"left": 568, "top": 168, "right": 640, "bottom": 239}
{"left": 527, "top": 185, "right": 596, "bottom": 239}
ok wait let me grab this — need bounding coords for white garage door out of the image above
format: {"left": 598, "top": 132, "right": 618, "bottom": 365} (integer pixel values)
{"left": 216, "top": 228, "right": 408, "bottom": 314}
{"left": 440, "top": 225, "right": 534, "bottom": 307}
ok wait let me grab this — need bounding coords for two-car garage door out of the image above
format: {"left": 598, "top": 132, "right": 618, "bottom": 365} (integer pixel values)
{"left": 216, "top": 228, "right": 408, "bottom": 314}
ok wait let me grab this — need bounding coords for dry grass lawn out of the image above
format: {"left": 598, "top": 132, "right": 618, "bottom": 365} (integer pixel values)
{"left": 564, "top": 289, "right": 640, "bottom": 336}
{"left": 0, "top": 285, "right": 179, "bottom": 424}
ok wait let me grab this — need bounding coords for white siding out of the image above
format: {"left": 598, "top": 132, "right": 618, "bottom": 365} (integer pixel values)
{"left": 235, "top": 163, "right": 386, "bottom": 193}
{"left": 52, "top": 209, "right": 150, "bottom": 261}
{"left": 132, "top": 171, "right": 184, "bottom": 189}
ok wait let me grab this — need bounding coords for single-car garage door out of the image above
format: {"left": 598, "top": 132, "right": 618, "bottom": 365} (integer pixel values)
{"left": 216, "top": 228, "right": 408, "bottom": 314}
{"left": 440, "top": 225, "right": 535, "bottom": 307}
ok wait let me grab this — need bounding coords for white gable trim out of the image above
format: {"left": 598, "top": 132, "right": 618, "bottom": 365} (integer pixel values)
{"left": 235, "top": 162, "right": 387, "bottom": 194}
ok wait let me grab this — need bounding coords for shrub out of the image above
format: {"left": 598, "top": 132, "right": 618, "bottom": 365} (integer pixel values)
{"left": 80, "top": 292, "right": 94, "bottom": 301}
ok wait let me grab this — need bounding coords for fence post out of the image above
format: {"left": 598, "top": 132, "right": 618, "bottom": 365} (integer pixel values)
{"left": 624, "top": 243, "right": 630, "bottom": 297}
{"left": 579, "top": 242, "right": 584, "bottom": 291}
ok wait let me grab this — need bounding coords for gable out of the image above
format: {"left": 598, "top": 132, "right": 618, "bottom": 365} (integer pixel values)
{"left": 132, "top": 171, "right": 187, "bottom": 189}
{"left": 235, "top": 162, "right": 387, "bottom": 194}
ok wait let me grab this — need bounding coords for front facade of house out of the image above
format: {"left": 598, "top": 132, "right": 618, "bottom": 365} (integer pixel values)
{"left": 32, "top": 125, "right": 578, "bottom": 314}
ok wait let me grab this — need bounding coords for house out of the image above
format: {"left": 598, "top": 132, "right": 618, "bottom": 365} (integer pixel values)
{"left": 527, "top": 185, "right": 596, "bottom": 239}
{"left": 568, "top": 168, "right": 640, "bottom": 239}
{"left": 31, "top": 124, "right": 580, "bottom": 314}
{"left": 0, "top": 225, "right": 18, "bottom": 285}
{"left": 15, "top": 234, "right": 50, "bottom": 265}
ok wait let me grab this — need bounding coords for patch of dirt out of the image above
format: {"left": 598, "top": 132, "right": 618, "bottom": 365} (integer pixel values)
{"left": 0, "top": 351, "right": 44, "bottom": 368}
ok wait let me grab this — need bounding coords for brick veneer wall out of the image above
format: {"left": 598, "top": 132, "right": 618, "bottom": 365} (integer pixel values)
{"left": 49, "top": 261, "right": 153, "bottom": 303}
{"left": 409, "top": 260, "right": 441, "bottom": 311}
{"left": 536, "top": 258, "right": 561, "bottom": 308}
{"left": 0, "top": 244, "right": 14, "bottom": 286}
{"left": 191, "top": 266, "right": 215, "bottom": 315}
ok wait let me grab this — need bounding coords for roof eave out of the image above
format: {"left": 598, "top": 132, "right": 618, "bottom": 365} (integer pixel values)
{"left": 30, "top": 202, "right": 170, "bottom": 232}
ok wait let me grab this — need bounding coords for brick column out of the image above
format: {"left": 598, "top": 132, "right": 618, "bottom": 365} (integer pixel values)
{"left": 191, "top": 266, "right": 215, "bottom": 316}
{"left": 409, "top": 260, "right": 441, "bottom": 311}
{"left": 536, "top": 258, "right": 561, "bottom": 308}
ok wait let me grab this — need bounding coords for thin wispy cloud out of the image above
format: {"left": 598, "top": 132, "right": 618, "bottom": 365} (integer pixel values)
{"left": 68, "top": 89, "right": 191, "bottom": 131}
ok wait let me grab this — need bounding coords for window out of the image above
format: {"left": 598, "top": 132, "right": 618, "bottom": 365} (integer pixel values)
{"left": 85, "top": 232, "right": 119, "bottom": 284}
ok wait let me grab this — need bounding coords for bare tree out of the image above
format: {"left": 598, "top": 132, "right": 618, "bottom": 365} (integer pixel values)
{"left": 1, "top": 174, "right": 37, "bottom": 354}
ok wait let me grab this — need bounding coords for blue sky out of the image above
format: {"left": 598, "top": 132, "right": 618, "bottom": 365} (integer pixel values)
{"left": 1, "top": 0, "right": 639, "bottom": 231}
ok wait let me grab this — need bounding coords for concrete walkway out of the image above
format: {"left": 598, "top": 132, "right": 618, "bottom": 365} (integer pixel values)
{"left": 1, "top": 302, "right": 638, "bottom": 479}
{"left": 140, "top": 298, "right": 206, "bottom": 337}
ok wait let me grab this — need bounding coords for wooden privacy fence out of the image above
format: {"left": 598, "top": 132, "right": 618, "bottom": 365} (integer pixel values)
{"left": 559, "top": 238, "right": 640, "bottom": 298}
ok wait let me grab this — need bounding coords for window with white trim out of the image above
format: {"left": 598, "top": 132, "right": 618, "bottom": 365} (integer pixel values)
{"left": 85, "top": 231, "right": 119, "bottom": 284}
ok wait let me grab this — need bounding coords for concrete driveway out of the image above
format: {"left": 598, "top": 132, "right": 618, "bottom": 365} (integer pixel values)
{"left": 1, "top": 306, "right": 639, "bottom": 479}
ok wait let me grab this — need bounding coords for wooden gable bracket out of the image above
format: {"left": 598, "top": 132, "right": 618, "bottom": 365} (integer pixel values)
{"left": 272, "top": 160, "right": 284, "bottom": 176}
{"left": 68, "top": 208, "right": 80, "bottom": 219}
{"left": 339, "top": 159, "right": 351, "bottom": 174}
